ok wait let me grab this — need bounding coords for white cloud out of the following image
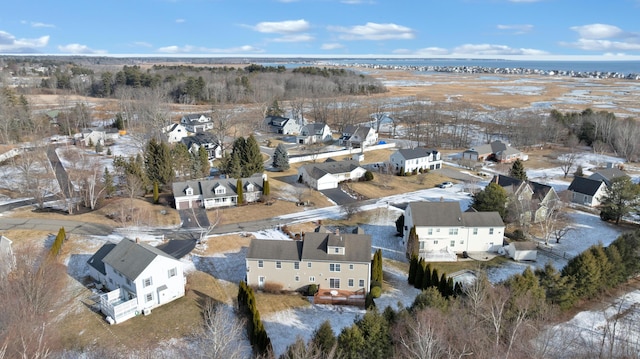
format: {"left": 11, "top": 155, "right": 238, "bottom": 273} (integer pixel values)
{"left": 271, "top": 34, "right": 314, "bottom": 42}
{"left": 329, "top": 22, "right": 415, "bottom": 41}
{"left": 131, "top": 41, "right": 153, "bottom": 48}
{"left": 58, "top": 43, "right": 107, "bottom": 54}
{"left": 0, "top": 31, "right": 49, "bottom": 53}
{"left": 157, "top": 44, "right": 263, "bottom": 54}
{"left": 21, "top": 20, "right": 55, "bottom": 28}
{"left": 253, "top": 19, "right": 310, "bottom": 34}
{"left": 402, "top": 47, "right": 450, "bottom": 56}
{"left": 570, "top": 24, "right": 624, "bottom": 39}
{"left": 564, "top": 23, "right": 640, "bottom": 52}
{"left": 452, "top": 43, "right": 548, "bottom": 56}
{"left": 175, "top": 19, "right": 186, "bottom": 24}
{"left": 497, "top": 24, "right": 533, "bottom": 34}
{"left": 321, "top": 42, "right": 344, "bottom": 50}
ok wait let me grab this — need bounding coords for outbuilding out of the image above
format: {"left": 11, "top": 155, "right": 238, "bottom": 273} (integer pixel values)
{"left": 506, "top": 241, "right": 538, "bottom": 261}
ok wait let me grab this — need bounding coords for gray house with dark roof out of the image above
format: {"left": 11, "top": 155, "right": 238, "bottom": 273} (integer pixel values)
{"left": 264, "top": 115, "right": 304, "bottom": 135}
{"left": 87, "top": 239, "right": 185, "bottom": 324}
{"left": 403, "top": 201, "right": 505, "bottom": 260}
{"left": 181, "top": 132, "right": 222, "bottom": 160}
{"left": 180, "top": 113, "right": 213, "bottom": 133}
{"left": 172, "top": 174, "right": 265, "bottom": 209}
{"left": 568, "top": 176, "right": 607, "bottom": 207}
{"left": 589, "top": 168, "right": 627, "bottom": 187}
{"left": 297, "top": 159, "right": 366, "bottom": 190}
{"left": 491, "top": 174, "right": 559, "bottom": 223}
{"left": 390, "top": 148, "right": 442, "bottom": 174}
{"left": 297, "top": 123, "right": 332, "bottom": 144}
{"left": 462, "top": 140, "right": 527, "bottom": 163}
{"left": 340, "top": 125, "right": 378, "bottom": 148}
{"left": 246, "top": 228, "right": 372, "bottom": 293}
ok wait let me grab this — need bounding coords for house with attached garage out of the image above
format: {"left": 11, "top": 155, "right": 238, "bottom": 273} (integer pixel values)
{"left": 172, "top": 174, "right": 265, "bottom": 209}
{"left": 567, "top": 176, "right": 607, "bottom": 207}
{"left": 588, "top": 167, "right": 627, "bottom": 187}
{"left": 81, "top": 127, "right": 120, "bottom": 147}
{"left": 298, "top": 159, "right": 366, "bottom": 190}
{"left": 491, "top": 175, "right": 559, "bottom": 223}
{"left": 181, "top": 132, "right": 223, "bottom": 161}
{"left": 339, "top": 125, "right": 378, "bottom": 148}
{"left": 86, "top": 238, "right": 186, "bottom": 324}
{"left": 180, "top": 113, "right": 213, "bottom": 133}
{"left": 462, "top": 140, "right": 527, "bottom": 163}
{"left": 263, "top": 115, "right": 304, "bottom": 135}
{"left": 403, "top": 201, "right": 505, "bottom": 261}
{"left": 297, "top": 123, "right": 332, "bottom": 145}
{"left": 245, "top": 227, "right": 371, "bottom": 298}
{"left": 164, "top": 123, "right": 189, "bottom": 144}
{"left": 389, "top": 148, "right": 442, "bottom": 174}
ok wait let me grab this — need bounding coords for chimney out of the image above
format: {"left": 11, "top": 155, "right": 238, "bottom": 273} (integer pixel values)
{"left": 335, "top": 228, "right": 340, "bottom": 235}
{"left": 135, "top": 237, "right": 140, "bottom": 244}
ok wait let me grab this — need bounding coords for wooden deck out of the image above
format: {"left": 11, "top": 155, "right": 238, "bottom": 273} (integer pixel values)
{"left": 313, "top": 288, "right": 366, "bottom": 308}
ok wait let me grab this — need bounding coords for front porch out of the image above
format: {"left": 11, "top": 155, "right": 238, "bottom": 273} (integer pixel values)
{"left": 313, "top": 288, "right": 366, "bottom": 308}
{"left": 100, "top": 288, "right": 138, "bottom": 324}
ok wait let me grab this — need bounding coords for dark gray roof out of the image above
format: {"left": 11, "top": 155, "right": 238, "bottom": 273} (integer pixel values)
{"left": 181, "top": 132, "right": 220, "bottom": 148}
{"left": 87, "top": 242, "right": 117, "bottom": 275}
{"left": 102, "top": 239, "right": 177, "bottom": 280}
{"left": 307, "top": 123, "right": 327, "bottom": 135}
{"left": 172, "top": 175, "right": 264, "bottom": 199}
{"left": 408, "top": 201, "right": 504, "bottom": 227}
{"left": 247, "top": 232, "right": 372, "bottom": 263}
{"left": 568, "top": 176, "right": 605, "bottom": 196}
{"left": 265, "top": 115, "right": 290, "bottom": 127}
{"left": 246, "top": 239, "right": 302, "bottom": 261}
{"left": 301, "top": 232, "right": 371, "bottom": 263}
{"left": 468, "top": 140, "right": 519, "bottom": 155}
{"left": 492, "top": 175, "right": 554, "bottom": 201}
{"left": 395, "top": 148, "right": 436, "bottom": 160}
{"left": 589, "top": 168, "right": 626, "bottom": 186}
{"left": 301, "top": 160, "right": 362, "bottom": 180}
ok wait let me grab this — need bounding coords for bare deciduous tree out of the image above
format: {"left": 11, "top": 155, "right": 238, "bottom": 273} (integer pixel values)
{"left": 189, "top": 299, "right": 250, "bottom": 359}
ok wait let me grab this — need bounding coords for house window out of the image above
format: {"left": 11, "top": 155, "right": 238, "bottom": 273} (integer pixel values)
{"left": 349, "top": 264, "right": 354, "bottom": 270}
{"left": 359, "top": 279, "right": 365, "bottom": 287}
{"left": 294, "top": 262, "right": 300, "bottom": 270}
{"left": 473, "top": 228, "right": 478, "bottom": 235}
{"left": 329, "top": 278, "right": 340, "bottom": 289}
{"left": 348, "top": 279, "right": 354, "bottom": 287}
{"left": 145, "top": 293, "right": 153, "bottom": 302}
{"left": 449, "top": 228, "right": 458, "bottom": 235}
{"left": 436, "top": 228, "right": 440, "bottom": 233}
{"left": 276, "top": 261, "right": 282, "bottom": 269}
{"left": 489, "top": 228, "right": 494, "bottom": 235}
{"left": 460, "top": 240, "right": 464, "bottom": 244}
{"left": 295, "top": 276, "right": 300, "bottom": 282}
{"left": 428, "top": 228, "right": 433, "bottom": 235}
{"left": 309, "top": 276, "right": 316, "bottom": 282}
{"left": 168, "top": 268, "right": 177, "bottom": 278}
{"left": 185, "top": 187, "right": 193, "bottom": 195}
{"left": 419, "top": 241, "right": 425, "bottom": 250}
{"left": 143, "top": 277, "right": 153, "bottom": 288}
{"left": 214, "top": 187, "right": 225, "bottom": 195}
{"left": 329, "top": 263, "right": 341, "bottom": 272}
{"left": 307, "top": 262, "right": 312, "bottom": 268}
{"left": 450, "top": 240, "right": 455, "bottom": 247}
{"left": 433, "top": 240, "right": 439, "bottom": 245}
{"left": 258, "top": 260, "right": 264, "bottom": 268}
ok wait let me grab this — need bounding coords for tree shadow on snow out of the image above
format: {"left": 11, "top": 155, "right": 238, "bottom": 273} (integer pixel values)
{"left": 192, "top": 247, "right": 248, "bottom": 283}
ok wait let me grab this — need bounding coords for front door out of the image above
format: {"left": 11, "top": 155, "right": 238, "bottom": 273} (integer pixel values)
{"left": 258, "top": 276, "right": 265, "bottom": 288}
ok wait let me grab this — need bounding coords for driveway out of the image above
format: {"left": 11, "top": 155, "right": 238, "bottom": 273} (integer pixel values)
{"left": 178, "top": 208, "right": 210, "bottom": 229}
{"left": 320, "top": 188, "right": 357, "bottom": 205}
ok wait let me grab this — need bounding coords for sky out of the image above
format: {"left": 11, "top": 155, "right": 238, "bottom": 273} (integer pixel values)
{"left": 1, "top": 0, "right": 640, "bottom": 60}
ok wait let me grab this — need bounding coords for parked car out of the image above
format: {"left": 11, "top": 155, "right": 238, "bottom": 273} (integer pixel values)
{"left": 438, "top": 181, "right": 453, "bottom": 188}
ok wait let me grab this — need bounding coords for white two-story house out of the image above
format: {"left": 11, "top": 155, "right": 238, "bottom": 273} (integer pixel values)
{"left": 340, "top": 125, "right": 378, "bottom": 148}
{"left": 180, "top": 114, "right": 213, "bottom": 133}
{"left": 390, "top": 148, "right": 442, "bottom": 174}
{"left": 297, "top": 123, "right": 332, "bottom": 145}
{"left": 87, "top": 238, "right": 186, "bottom": 324}
{"left": 403, "top": 201, "right": 504, "bottom": 261}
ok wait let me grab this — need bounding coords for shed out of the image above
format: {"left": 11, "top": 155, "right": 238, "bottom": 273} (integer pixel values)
{"left": 506, "top": 241, "right": 537, "bottom": 261}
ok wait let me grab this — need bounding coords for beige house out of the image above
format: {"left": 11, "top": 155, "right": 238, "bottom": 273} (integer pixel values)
{"left": 462, "top": 140, "right": 527, "bottom": 163}
{"left": 246, "top": 228, "right": 372, "bottom": 294}
{"left": 404, "top": 201, "right": 505, "bottom": 261}
{"left": 491, "top": 175, "right": 559, "bottom": 224}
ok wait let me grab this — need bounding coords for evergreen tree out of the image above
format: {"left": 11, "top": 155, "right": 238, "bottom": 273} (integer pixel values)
{"left": 535, "top": 263, "right": 575, "bottom": 310}
{"left": 244, "top": 135, "right": 264, "bottom": 177}
{"left": 95, "top": 141, "right": 103, "bottom": 153}
{"left": 371, "top": 249, "right": 383, "bottom": 285}
{"left": 114, "top": 113, "right": 125, "bottom": 130}
{"left": 153, "top": 181, "right": 160, "bottom": 204}
{"left": 266, "top": 99, "right": 284, "bottom": 117}
{"left": 414, "top": 258, "right": 425, "bottom": 289}
{"left": 422, "top": 263, "right": 432, "bottom": 289}
{"left": 106, "top": 147, "right": 112, "bottom": 156}
{"left": 599, "top": 176, "right": 640, "bottom": 225}
{"left": 197, "top": 145, "right": 210, "bottom": 178}
{"left": 262, "top": 179, "right": 270, "bottom": 196}
{"left": 337, "top": 325, "right": 365, "bottom": 359}
{"left": 406, "top": 225, "right": 419, "bottom": 258}
{"left": 236, "top": 178, "right": 244, "bottom": 204}
{"left": 144, "top": 138, "right": 173, "bottom": 185}
{"left": 354, "top": 309, "right": 392, "bottom": 359}
{"left": 272, "top": 143, "right": 290, "bottom": 171}
{"left": 431, "top": 268, "right": 440, "bottom": 290}
{"left": 311, "top": 320, "right": 336, "bottom": 355}
{"left": 472, "top": 182, "right": 509, "bottom": 220}
{"left": 438, "top": 273, "right": 448, "bottom": 296}
{"left": 103, "top": 167, "right": 115, "bottom": 197}
{"left": 562, "top": 248, "right": 602, "bottom": 299}
{"left": 171, "top": 142, "right": 194, "bottom": 180}
{"left": 49, "top": 227, "right": 66, "bottom": 258}
{"left": 574, "top": 165, "right": 584, "bottom": 177}
{"left": 407, "top": 254, "right": 418, "bottom": 285}
{"left": 411, "top": 286, "right": 448, "bottom": 312}
{"left": 509, "top": 159, "right": 528, "bottom": 181}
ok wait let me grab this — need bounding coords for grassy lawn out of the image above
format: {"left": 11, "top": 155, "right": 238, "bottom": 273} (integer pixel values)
{"left": 350, "top": 171, "right": 454, "bottom": 199}
{"left": 254, "top": 291, "right": 312, "bottom": 315}
{"left": 383, "top": 256, "right": 510, "bottom": 279}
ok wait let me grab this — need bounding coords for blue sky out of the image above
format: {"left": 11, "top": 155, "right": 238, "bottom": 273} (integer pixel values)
{"left": 1, "top": 0, "right": 640, "bottom": 60}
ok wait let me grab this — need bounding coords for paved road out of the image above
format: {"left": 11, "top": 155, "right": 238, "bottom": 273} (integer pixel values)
{"left": 46, "top": 145, "right": 72, "bottom": 198}
{"left": 0, "top": 217, "right": 112, "bottom": 236}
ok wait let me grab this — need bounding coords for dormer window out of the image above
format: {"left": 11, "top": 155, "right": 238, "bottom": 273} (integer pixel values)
{"left": 214, "top": 185, "right": 226, "bottom": 195}
{"left": 185, "top": 186, "right": 193, "bottom": 196}
{"left": 246, "top": 183, "right": 254, "bottom": 192}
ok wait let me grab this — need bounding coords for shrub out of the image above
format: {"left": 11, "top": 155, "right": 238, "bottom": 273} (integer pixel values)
{"left": 363, "top": 170, "right": 374, "bottom": 181}
{"left": 511, "top": 229, "right": 526, "bottom": 240}
{"left": 370, "top": 286, "right": 382, "bottom": 298}
{"left": 263, "top": 282, "right": 284, "bottom": 294}
{"left": 370, "top": 280, "right": 382, "bottom": 288}
{"left": 307, "top": 284, "right": 318, "bottom": 296}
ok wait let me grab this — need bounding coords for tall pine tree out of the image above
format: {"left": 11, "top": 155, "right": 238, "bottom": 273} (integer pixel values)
{"left": 272, "top": 143, "right": 290, "bottom": 171}
{"left": 508, "top": 159, "right": 528, "bottom": 181}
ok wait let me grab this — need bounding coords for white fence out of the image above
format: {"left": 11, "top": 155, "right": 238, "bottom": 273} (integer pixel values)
{"left": 289, "top": 143, "right": 397, "bottom": 164}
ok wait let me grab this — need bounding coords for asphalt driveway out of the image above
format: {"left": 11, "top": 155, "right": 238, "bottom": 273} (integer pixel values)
{"left": 320, "top": 188, "right": 356, "bottom": 205}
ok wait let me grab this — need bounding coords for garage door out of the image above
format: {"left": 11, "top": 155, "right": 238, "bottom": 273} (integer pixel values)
{"left": 176, "top": 200, "right": 191, "bottom": 210}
